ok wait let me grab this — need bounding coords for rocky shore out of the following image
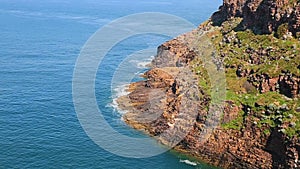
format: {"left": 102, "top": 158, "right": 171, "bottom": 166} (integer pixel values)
{"left": 117, "top": 0, "right": 300, "bottom": 168}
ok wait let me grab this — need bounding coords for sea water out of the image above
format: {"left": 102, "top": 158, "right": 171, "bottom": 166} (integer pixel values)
{"left": 0, "top": 0, "right": 221, "bottom": 168}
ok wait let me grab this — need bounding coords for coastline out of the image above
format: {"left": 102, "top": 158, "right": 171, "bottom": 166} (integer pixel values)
{"left": 116, "top": 28, "right": 219, "bottom": 165}
{"left": 116, "top": 1, "right": 300, "bottom": 168}
{"left": 115, "top": 48, "right": 218, "bottom": 168}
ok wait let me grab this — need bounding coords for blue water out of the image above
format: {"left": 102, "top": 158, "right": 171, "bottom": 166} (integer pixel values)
{"left": 0, "top": 0, "right": 221, "bottom": 168}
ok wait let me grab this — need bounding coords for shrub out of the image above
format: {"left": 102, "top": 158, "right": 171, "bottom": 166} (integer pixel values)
{"left": 276, "top": 23, "right": 289, "bottom": 39}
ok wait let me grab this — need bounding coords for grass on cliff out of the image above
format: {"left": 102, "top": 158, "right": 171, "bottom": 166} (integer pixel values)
{"left": 224, "top": 67, "right": 299, "bottom": 137}
{"left": 200, "top": 19, "right": 300, "bottom": 137}
{"left": 192, "top": 61, "right": 211, "bottom": 96}
{"left": 222, "top": 110, "right": 245, "bottom": 130}
{"left": 224, "top": 85, "right": 300, "bottom": 137}
{"left": 235, "top": 30, "right": 300, "bottom": 77}
{"left": 210, "top": 17, "right": 300, "bottom": 77}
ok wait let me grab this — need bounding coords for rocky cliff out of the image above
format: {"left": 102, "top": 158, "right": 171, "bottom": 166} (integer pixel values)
{"left": 117, "top": 1, "right": 300, "bottom": 168}
{"left": 212, "top": 0, "right": 300, "bottom": 36}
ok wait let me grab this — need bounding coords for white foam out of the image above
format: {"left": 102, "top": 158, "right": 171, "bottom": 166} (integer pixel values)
{"left": 109, "top": 84, "right": 130, "bottom": 115}
{"left": 129, "top": 55, "right": 154, "bottom": 69}
{"left": 113, "top": 84, "right": 130, "bottom": 98}
{"left": 179, "top": 159, "right": 197, "bottom": 166}
{"left": 109, "top": 55, "right": 155, "bottom": 115}
{"left": 137, "top": 61, "right": 151, "bottom": 69}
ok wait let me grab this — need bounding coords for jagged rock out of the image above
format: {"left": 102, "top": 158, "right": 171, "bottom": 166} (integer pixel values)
{"left": 212, "top": 0, "right": 300, "bottom": 36}
{"left": 247, "top": 73, "right": 299, "bottom": 98}
{"left": 278, "top": 74, "right": 300, "bottom": 98}
{"left": 117, "top": 1, "right": 300, "bottom": 168}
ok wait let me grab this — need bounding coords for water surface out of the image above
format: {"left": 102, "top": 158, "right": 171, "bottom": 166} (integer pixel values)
{"left": 0, "top": 0, "right": 221, "bottom": 168}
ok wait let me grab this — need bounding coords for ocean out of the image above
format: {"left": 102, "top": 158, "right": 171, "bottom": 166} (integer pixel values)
{"left": 0, "top": 0, "right": 221, "bottom": 168}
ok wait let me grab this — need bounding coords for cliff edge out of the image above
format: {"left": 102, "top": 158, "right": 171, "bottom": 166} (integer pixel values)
{"left": 117, "top": 0, "right": 300, "bottom": 168}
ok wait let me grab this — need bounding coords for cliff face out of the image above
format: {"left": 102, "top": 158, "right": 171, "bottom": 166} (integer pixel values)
{"left": 118, "top": 1, "right": 300, "bottom": 169}
{"left": 212, "top": 0, "right": 300, "bottom": 36}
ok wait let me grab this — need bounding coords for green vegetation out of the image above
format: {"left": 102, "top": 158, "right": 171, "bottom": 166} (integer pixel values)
{"left": 192, "top": 60, "right": 211, "bottom": 96}
{"left": 222, "top": 110, "right": 245, "bottom": 130}
{"left": 193, "top": 19, "right": 300, "bottom": 138}
{"left": 213, "top": 22, "right": 300, "bottom": 77}
{"left": 224, "top": 82, "right": 300, "bottom": 137}
{"left": 276, "top": 23, "right": 289, "bottom": 39}
{"left": 220, "top": 17, "right": 243, "bottom": 34}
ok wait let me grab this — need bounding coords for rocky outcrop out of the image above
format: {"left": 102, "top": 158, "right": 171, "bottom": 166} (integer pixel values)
{"left": 245, "top": 73, "right": 300, "bottom": 98}
{"left": 212, "top": 0, "right": 300, "bottom": 36}
{"left": 117, "top": 1, "right": 300, "bottom": 168}
{"left": 118, "top": 28, "right": 300, "bottom": 168}
{"left": 211, "top": 0, "right": 246, "bottom": 24}
{"left": 152, "top": 32, "right": 198, "bottom": 68}
{"left": 278, "top": 73, "right": 300, "bottom": 98}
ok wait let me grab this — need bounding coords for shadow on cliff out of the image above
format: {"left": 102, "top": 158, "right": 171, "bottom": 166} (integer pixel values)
{"left": 265, "top": 128, "right": 286, "bottom": 168}
{"left": 211, "top": 0, "right": 300, "bottom": 37}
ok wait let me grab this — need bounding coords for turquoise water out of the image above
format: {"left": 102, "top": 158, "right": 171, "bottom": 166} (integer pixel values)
{"left": 0, "top": 0, "right": 221, "bottom": 168}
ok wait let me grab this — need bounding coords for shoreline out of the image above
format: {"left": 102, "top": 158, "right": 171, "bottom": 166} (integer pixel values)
{"left": 115, "top": 28, "right": 215, "bottom": 166}
{"left": 115, "top": 62, "right": 217, "bottom": 168}
{"left": 116, "top": 6, "right": 300, "bottom": 167}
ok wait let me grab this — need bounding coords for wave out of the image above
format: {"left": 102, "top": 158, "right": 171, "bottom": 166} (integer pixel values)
{"left": 113, "top": 84, "right": 130, "bottom": 100}
{"left": 109, "top": 84, "right": 130, "bottom": 115}
{"left": 109, "top": 56, "right": 154, "bottom": 115}
{"left": 179, "top": 159, "right": 197, "bottom": 166}
{"left": 137, "top": 61, "right": 151, "bottom": 69}
{"left": 129, "top": 55, "right": 154, "bottom": 69}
